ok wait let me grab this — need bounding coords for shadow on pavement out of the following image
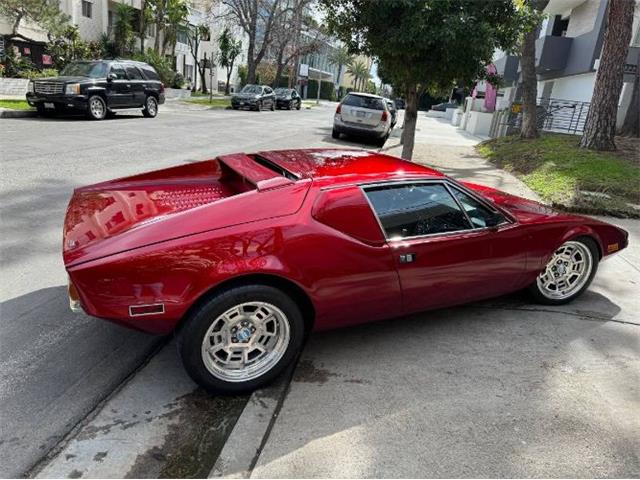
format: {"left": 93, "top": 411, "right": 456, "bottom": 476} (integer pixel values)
{"left": 0, "top": 286, "right": 165, "bottom": 478}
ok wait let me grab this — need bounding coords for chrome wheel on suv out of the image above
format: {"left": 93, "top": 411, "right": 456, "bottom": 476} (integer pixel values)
{"left": 87, "top": 95, "right": 107, "bottom": 120}
{"left": 143, "top": 96, "right": 158, "bottom": 118}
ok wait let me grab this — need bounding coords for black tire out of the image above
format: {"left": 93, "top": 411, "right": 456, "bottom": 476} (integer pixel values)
{"left": 177, "top": 284, "right": 305, "bottom": 395}
{"left": 375, "top": 134, "right": 388, "bottom": 148}
{"left": 270, "top": 100, "right": 275, "bottom": 111}
{"left": 528, "top": 236, "right": 599, "bottom": 305}
{"left": 142, "top": 95, "right": 158, "bottom": 118}
{"left": 256, "top": 101, "right": 262, "bottom": 111}
{"left": 288, "top": 100, "right": 293, "bottom": 110}
{"left": 296, "top": 100, "right": 301, "bottom": 110}
{"left": 332, "top": 128, "right": 340, "bottom": 139}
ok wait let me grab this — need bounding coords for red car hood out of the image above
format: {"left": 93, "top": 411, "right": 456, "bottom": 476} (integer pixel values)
{"left": 461, "top": 181, "right": 574, "bottom": 224}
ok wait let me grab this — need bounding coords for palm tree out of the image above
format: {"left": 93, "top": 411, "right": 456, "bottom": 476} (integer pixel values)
{"left": 347, "top": 60, "right": 370, "bottom": 92}
{"left": 328, "top": 46, "right": 352, "bottom": 91}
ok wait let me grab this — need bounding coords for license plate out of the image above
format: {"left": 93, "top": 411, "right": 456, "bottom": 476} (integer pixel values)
{"left": 240, "top": 101, "right": 245, "bottom": 105}
{"left": 44, "top": 102, "right": 55, "bottom": 109}
{"left": 356, "top": 111, "right": 366, "bottom": 118}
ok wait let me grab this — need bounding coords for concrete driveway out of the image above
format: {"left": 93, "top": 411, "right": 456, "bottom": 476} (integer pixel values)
{"left": 218, "top": 116, "right": 640, "bottom": 478}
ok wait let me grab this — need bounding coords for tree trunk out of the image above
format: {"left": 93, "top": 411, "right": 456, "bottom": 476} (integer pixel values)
{"left": 619, "top": 73, "right": 639, "bottom": 137}
{"left": 225, "top": 63, "right": 233, "bottom": 95}
{"left": 580, "top": 0, "right": 635, "bottom": 150}
{"left": 401, "top": 84, "right": 418, "bottom": 160}
{"left": 199, "top": 53, "right": 208, "bottom": 94}
{"left": 520, "top": 26, "right": 539, "bottom": 139}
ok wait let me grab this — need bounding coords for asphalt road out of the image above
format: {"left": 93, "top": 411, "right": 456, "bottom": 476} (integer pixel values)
{"left": 0, "top": 102, "right": 354, "bottom": 478}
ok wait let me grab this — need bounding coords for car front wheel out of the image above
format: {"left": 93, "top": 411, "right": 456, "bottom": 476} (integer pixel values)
{"left": 529, "top": 237, "right": 598, "bottom": 305}
{"left": 87, "top": 95, "right": 107, "bottom": 120}
{"left": 142, "top": 95, "right": 158, "bottom": 118}
{"left": 178, "top": 285, "right": 305, "bottom": 394}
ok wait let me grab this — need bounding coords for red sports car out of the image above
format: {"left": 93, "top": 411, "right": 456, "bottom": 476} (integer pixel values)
{"left": 63, "top": 149, "right": 628, "bottom": 393}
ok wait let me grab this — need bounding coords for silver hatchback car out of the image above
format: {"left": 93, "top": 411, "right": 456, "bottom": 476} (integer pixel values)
{"left": 333, "top": 92, "right": 392, "bottom": 147}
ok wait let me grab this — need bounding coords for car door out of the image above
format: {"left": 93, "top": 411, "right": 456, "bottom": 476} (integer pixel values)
{"left": 107, "top": 63, "right": 132, "bottom": 107}
{"left": 124, "top": 64, "right": 146, "bottom": 106}
{"left": 363, "top": 181, "right": 527, "bottom": 314}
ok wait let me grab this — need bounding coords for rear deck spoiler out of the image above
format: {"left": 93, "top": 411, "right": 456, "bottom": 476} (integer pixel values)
{"left": 217, "top": 153, "right": 294, "bottom": 191}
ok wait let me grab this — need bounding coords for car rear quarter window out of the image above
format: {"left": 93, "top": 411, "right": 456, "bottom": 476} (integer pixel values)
{"left": 342, "top": 94, "right": 385, "bottom": 110}
{"left": 125, "top": 65, "right": 144, "bottom": 80}
{"left": 140, "top": 66, "right": 160, "bottom": 81}
{"left": 365, "top": 183, "right": 471, "bottom": 238}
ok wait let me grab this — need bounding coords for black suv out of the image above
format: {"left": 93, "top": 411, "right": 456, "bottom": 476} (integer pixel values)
{"left": 26, "top": 60, "right": 165, "bottom": 120}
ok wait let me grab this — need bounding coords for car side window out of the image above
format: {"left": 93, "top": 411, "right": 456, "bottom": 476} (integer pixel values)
{"left": 451, "top": 187, "right": 505, "bottom": 228}
{"left": 265, "top": 87, "right": 273, "bottom": 94}
{"left": 110, "top": 63, "right": 127, "bottom": 80}
{"left": 365, "top": 183, "right": 471, "bottom": 239}
{"left": 125, "top": 65, "right": 143, "bottom": 80}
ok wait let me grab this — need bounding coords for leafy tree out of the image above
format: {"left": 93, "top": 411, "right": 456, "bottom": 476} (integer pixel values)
{"left": 46, "top": 25, "right": 101, "bottom": 70}
{"left": 217, "top": 27, "right": 242, "bottom": 95}
{"left": 322, "top": 0, "right": 522, "bottom": 160}
{"left": 114, "top": 3, "right": 136, "bottom": 56}
{"left": 580, "top": 0, "right": 636, "bottom": 150}
{"left": 147, "top": 0, "right": 189, "bottom": 55}
{"left": 222, "top": 0, "right": 289, "bottom": 84}
{"left": 518, "top": 0, "right": 549, "bottom": 139}
{"left": 0, "top": 0, "right": 68, "bottom": 37}
{"left": 187, "top": 23, "right": 212, "bottom": 93}
{"left": 346, "top": 59, "right": 370, "bottom": 91}
{"left": 328, "top": 46, "right": 353, "bottom": 91}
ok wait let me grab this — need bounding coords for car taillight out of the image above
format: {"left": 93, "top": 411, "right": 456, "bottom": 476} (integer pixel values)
{"left": 381, "top": 111, "right": 388, "bottom": 122}
{"left": 160, "top": 83, "right": 165, "bottom": 93}
{"left": 336, "top": 104, "right": 341, "bottom": 114}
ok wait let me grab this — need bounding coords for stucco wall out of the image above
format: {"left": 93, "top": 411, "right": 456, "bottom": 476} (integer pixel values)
{"left": 565, "top": 0, "right": 600, "bottom": 37}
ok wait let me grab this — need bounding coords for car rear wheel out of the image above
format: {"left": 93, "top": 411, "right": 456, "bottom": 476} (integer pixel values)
{"left": 332, "top": 128, "right": 340, "bottom": 139}
{"left": 142, "top": 95, "right": 158, "bottom": 118}
{"left": 87, "top": 95, "right": 107, "bottom": 120}
{"left": 178, "top": 285, "right": 305, "bottom": 394}
{"left": 296, "top": 100, "right": 301, "bottom": 110}
{"left": 375, "top": 134, "right": 389, "bottom": 148}
{"left": 256, "top": 100, "right": 262, "bottom": 111}
{"left": 529, "top": 237, "right": 598, "bottom": 305}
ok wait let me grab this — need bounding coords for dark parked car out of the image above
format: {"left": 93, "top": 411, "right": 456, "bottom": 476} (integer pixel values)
{"left": 431, "top": 101, "right": 458, "bottom": 112}
{"left": 231, "top": 84, "right": 276, "bottom": 111}
{"left": 274, "top": 88, "right": 302, "bottom": 110}
{"left": 26, "top": 60, "right": 165, "bottom": 120}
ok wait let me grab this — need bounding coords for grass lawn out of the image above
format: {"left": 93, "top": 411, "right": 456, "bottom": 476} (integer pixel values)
{"left": 182, "top": 97, "right": 231, "bottom": 108}
{"left": 477, "top": 133, "right": 640, "bottom": 218}
{"left": 0, "top": 99, "right": 34, "bottom": 110}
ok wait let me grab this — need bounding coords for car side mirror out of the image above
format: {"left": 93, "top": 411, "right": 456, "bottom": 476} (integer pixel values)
{"left": 107, "top": 73, "right": 117, "bottom": 82}
{"left": 485, "top": 211, "right": 504, "bottom": 228}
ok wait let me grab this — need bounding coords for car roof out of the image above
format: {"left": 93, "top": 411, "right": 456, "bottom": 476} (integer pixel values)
{"left": 345, "top": 92, "right": 383, "bottom": 99}
{"left": 256, "top": 149, "right": 444, "bottom": 185}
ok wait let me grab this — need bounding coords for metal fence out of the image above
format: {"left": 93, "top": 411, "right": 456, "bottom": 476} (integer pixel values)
{"left": 491, "top": 97, "right": 591, "bottom": 137}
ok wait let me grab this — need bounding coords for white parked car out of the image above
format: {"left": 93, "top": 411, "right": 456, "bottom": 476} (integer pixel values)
{"left": 332, "top": 92, "right": 392, "bottom": 147}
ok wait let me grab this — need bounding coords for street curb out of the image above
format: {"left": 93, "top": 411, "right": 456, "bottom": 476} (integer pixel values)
{"left": 208, "top": 366, "right": 294, "bottom": 479}
{"left": 0, "top": 109, "right": 37, "bottom": 118}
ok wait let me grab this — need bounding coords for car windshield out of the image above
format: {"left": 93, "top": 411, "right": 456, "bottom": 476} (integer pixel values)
{"left": 342, "top": 94, "right": 385, "bottom": 110}
{"left": 274, "top": 88, "right": 289, "bottom": 95}
{"left": 241, "top": 85, "right": 262, "bottom": 94}
{"left": 60, "top": 62, "right": 109, "bottom": 78}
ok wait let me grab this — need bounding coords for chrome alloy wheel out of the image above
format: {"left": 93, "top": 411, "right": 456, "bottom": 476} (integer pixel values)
{"left": 90, "top": 97, "right": 105, "bottom": 118}
{"left": 146, "top": 96, "right": 157, "bottom": 116}
{"left": 536, "top": 241, "right": 593, "bottom": 300}
{"left": 200, "top": 302, "right": 290, "bottom": 382}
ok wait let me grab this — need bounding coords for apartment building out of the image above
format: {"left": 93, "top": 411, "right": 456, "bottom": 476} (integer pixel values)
{"left": 493, "top": 0, "right": 640, "bottom": 126}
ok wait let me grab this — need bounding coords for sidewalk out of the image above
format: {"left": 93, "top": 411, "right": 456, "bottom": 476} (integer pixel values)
{"left": 213, "top": 115, "right": 640, "bottom": 478}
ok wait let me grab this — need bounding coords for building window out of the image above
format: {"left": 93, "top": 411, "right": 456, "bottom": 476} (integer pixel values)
{"left": 177, "top": 28, "right": 188, "bottom": 45}
{"left": 82, "top": 0, "right": 92, "bottom": 19}
{"left": 107, "top": 10, "right": 115, "bottom": 32}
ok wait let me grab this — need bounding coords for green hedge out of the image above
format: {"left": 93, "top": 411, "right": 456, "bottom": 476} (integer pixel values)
{"left": 307, "top": 79, "right": 336, "bottom": 101}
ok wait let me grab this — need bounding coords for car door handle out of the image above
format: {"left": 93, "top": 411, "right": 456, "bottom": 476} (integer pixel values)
{"left": 126, "top": 84, "right": 131, "bottom": 88}
{"left": 399, "top": 253, "right": 416, "bottom": 263}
